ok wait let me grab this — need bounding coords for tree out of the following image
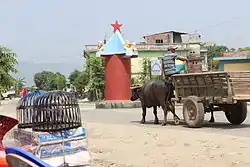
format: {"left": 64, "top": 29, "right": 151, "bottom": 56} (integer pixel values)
{"left": 0, "top": 46, "right": 18, "bottom": 92}
{"left": 139, "top": 58, "right": 151, "bottom": 84}
{"left": 84, "top": 56, "right": 105, "bottom": 101}
{"left": 206, "top": 44, "right": 228, "bottom": 71}
{"left": 15, "top": 77, "right": 26, "bottom": 94}
{"left": 34, "top": 71, "right": 66, "bottom": 91}
{"left": 68, "top": 69, "right": 88, "bottom": 95}
{"left": 238, "top": 47, "right": 250, "bottom": 51}
{"left": 54, "top": 72, "right": 66, "bottom": 90}
{"left": 68, "top": 70, "right": 81, "bottom": 84}
{"left": 131, "top": 76, "right": 140, "bottom": 86}
{"left": 74, "top": 72, "right": 89, "bottom": 95}
{"left": 229, "top": 48, "right": 236, "bottom": 52}
{"left": 34, "top": 71, "right": 53, "bottom": 90}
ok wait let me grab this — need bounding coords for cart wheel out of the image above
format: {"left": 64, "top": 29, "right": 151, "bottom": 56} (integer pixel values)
{"left": 224, "top": 102, "right": 247, "bottom": 125}
{"left": 183, "top": 96, "right": 204, "bottom": 128}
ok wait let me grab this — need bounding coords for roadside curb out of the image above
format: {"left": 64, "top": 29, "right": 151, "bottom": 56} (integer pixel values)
{"left": 95, "top": 101, "right": 141, "bottom": 109}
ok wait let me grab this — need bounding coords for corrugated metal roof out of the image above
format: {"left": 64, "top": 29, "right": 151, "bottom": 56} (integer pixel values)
{"left": 213, "top": 51, "right": 250, "bottom": 61}
{"left": 213, "top": 56, "right": 250, "bottom": 61}
{"left": 221, "top": 51, "right": 250, "bottom": 57}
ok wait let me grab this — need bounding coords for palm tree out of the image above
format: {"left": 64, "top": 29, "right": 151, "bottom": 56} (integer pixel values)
{"left": 15, "top": 77, "right": 26, "bottom": 94}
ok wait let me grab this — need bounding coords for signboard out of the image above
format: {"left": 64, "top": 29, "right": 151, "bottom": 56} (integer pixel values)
{"left": 151, "top": 60, "right": 162, "bottom": 76}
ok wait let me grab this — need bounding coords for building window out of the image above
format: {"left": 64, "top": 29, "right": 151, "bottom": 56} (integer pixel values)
{"left": 155, "top": 39, "right": 163, "bottom": 44}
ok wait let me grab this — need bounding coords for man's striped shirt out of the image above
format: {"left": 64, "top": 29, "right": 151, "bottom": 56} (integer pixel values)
{"left": 162, "top": 52, "right": 180, "bottom": 76}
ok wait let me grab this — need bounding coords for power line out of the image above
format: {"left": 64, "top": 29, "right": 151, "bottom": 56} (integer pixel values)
{"left": 196, "top": 16, "right": 243, "bottom": 32}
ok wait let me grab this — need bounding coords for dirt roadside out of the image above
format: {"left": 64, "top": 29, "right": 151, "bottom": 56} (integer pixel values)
{"left": 87, "top": 122, "right": 250, "bottom": 167}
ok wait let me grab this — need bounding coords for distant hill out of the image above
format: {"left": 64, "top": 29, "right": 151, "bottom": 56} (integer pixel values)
{"left": 15, "top": 60, "right": 83, "bottom": 86}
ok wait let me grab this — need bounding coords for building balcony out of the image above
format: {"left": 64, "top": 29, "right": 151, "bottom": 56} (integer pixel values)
{"left": 84, "top": 43, "right": 207, "bottom": 53}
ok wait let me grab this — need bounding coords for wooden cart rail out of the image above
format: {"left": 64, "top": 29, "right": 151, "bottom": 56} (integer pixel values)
{"left": 228, "top": 72, "right": 250, "bottom": 101}
{"left": 172, "top": 71, "right": 250, "bottom": 104}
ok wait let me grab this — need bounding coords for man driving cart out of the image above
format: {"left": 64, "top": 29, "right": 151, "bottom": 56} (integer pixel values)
{"left": 160, "top": 47, "right": 187, "bottom": 123}
{"left": 162, "top": 47, "right": 187, "bottom": 80}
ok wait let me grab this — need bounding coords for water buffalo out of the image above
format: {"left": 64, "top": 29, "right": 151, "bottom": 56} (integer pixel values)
{"left": 130, "top": 80, "right": 180, "bottom": 126}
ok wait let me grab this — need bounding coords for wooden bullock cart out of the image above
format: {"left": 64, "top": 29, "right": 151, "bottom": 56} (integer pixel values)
{"left": 171, "top": 71, "right": 250, "bottom": 128}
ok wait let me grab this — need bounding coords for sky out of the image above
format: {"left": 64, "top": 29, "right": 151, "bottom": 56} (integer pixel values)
{"left": 0, "top": 0, "right": 250, "bottom": 85}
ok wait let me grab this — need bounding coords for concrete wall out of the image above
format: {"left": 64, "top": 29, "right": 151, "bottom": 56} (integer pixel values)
{"left": 131, "top": 50, "right": 190, "bottom": 74}
{"left": 143, "top": 32, "right": 201, "bottom": 44}
{"left": 144, "top": 32, "right": 174, "bottom": 44}
{"left": 131, "top": 57, "right": 159, "bottom": 75}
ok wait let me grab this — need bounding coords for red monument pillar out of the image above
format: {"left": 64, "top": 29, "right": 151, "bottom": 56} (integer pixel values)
{"left": 96, "top": 20, "right": 138, "bottom": 101}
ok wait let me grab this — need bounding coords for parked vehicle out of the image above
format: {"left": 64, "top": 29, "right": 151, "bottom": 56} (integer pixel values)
{"left": 0, "top": 87, "right": 16, "bottom": 100}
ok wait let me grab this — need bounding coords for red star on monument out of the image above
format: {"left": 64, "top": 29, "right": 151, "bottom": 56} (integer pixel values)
{"left": 111, "top": 20, "right": 123, "bottom": 32}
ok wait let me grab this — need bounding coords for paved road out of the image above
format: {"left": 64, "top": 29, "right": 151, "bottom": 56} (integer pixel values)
{"left": 81, "top": 103, "right": 250, "bottom": 137}
{"left": 1, "top": 99, "right": 250, "bottom": 137}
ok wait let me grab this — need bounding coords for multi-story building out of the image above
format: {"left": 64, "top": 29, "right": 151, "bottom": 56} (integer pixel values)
{"left": 84, "top": 30, "right": 208, "bottom": 78}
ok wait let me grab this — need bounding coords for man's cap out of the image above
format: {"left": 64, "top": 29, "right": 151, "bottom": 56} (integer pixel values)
{"left": 167, "top": 46, "right": 178, "bottom": 51}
